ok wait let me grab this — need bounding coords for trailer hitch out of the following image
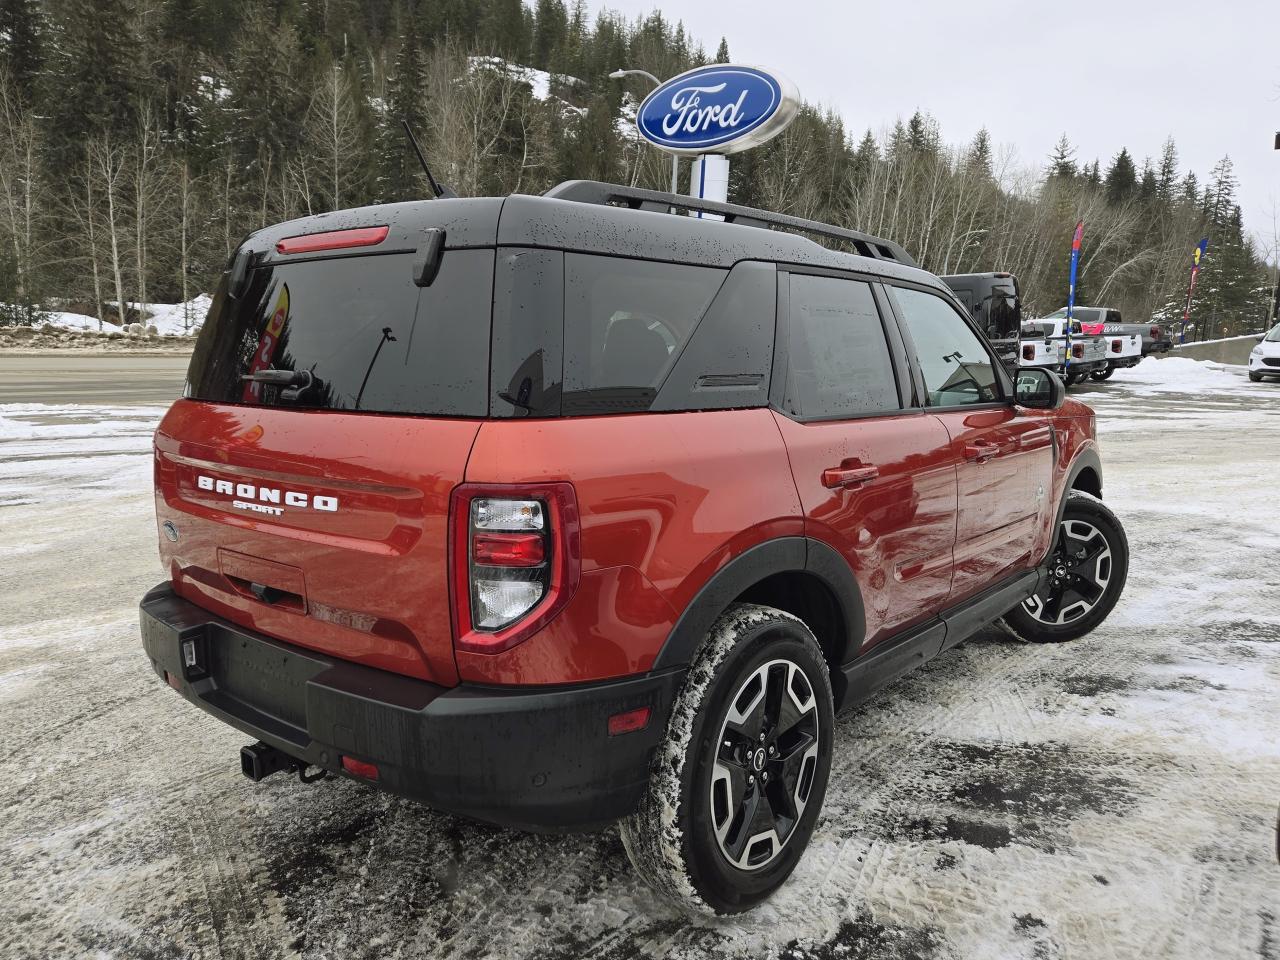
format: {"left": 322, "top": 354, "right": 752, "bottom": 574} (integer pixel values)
{"left": 240, "top": 741, "right": 328, "bottom": 784}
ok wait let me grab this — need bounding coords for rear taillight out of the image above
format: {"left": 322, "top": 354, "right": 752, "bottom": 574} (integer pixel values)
{"left": 276, "top": 225, "right": 388, "bottom": 255}
{"left": 1022, "top": 344, "right": 1035, "bottom": 361}
{"left": 1072, "top": 343, "right": 1084, "bottom": 359}
{"left": 450, "top": 483, "right": 580, "bottom": 654}
{"left": 1111, "top": 339, "right": 1122, "bottom": 353}
{"left": 1150, "top": 325, "right": 1161, "bottom": 338}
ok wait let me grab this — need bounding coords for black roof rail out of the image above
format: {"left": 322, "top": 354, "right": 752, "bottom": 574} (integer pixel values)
{"left": 543, "top": 180, "right": 918, "bottom": 268}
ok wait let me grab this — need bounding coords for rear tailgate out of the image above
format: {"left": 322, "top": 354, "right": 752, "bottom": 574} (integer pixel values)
{"left": 155, "top": 403, "right": 479, "bottom": 684}
{"left": 155, "top": 206, "right": 499, "bottom": 685}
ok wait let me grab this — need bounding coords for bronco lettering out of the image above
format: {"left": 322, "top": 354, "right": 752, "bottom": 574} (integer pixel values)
{"left": 196, "top": 474, "right": 338, "bottom": 512}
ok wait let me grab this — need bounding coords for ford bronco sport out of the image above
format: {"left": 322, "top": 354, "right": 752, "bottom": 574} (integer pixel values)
{"left": 140, "top": 181, "right": 1129, "bottom": 914}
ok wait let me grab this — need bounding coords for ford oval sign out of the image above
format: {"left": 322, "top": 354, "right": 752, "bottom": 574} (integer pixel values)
{"left": 635, "top": 64, "right": 800, "bottom": 156}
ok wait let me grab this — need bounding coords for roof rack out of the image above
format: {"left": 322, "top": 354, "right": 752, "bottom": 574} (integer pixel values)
{"left": 543, "top": 180, "right": 917, "bottom": 268}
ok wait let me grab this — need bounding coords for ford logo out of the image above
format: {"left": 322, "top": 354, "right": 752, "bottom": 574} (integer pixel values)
{"left": 635, "top": 64, "right": 800, "bottom": 156}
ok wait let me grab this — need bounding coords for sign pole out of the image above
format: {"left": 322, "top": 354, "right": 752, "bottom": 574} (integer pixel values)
{"left": 690, "top": 154, "right": 730, "bottom": 219}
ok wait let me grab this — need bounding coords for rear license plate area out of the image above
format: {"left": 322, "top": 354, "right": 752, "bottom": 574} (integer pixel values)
{"left": 206, "top": 626, "right": 324, "bottom": 729}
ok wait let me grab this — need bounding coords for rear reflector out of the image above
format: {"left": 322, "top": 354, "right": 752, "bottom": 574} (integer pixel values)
{"left": 341, "top": 756, "right": 379, "bottom": 780}
{"left": 165, "top": 670, "right": 182, "bottom": 691}
{"left": 473, "top": 531, "right": 545, "bottom": 566}
{"left": 608, "top": 706, "right": 652, "bottom": 736}
{"left": 276, "top": 225, "right": 389, "bottom": 255}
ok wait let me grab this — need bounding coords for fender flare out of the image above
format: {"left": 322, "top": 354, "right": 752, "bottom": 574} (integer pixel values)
{"left": 651, "top": 537, "right": 865, "bottom": 672}
{"left": 1056, "top": 446, "right": 1103, "bottom": 530}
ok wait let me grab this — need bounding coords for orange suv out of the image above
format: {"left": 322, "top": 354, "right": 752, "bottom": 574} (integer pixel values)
{"left": 140, "top": 181, "right": 1128, "bottom": 913}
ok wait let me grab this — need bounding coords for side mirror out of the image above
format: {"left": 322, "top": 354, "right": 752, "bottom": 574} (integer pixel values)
{"left": 1015, "top": 367, "right": 1065, "bottom": 410}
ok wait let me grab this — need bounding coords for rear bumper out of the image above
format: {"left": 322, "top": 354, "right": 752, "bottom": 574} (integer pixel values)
{"left": 140, "top": 582, "right": 682, "bottom": 831}
{"left": 1145, "top": 339, "right": 1173, "bottom": 355}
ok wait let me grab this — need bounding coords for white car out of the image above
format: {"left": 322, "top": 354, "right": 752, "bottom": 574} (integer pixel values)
{"left": 1248, "top": 323, "right": 1280, "bottom": 382}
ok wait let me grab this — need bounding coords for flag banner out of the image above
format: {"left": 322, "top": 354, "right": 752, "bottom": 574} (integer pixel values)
{"left": 1180, "top": 238, "right": 1209, "bottom": 342}
{"left": 1065, "top": 220, "right": 1083, "bottom": 368}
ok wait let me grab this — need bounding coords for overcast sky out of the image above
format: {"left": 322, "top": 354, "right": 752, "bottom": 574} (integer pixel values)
{"left": 589, "top": 0, "right": 1280, "bottom": 251}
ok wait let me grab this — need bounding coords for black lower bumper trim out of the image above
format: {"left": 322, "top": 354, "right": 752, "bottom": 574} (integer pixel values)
{"left": 140, "top": 582, "right": 683, "bottom": 831}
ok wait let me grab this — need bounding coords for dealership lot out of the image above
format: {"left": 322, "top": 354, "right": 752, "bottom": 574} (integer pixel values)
{"left": 1, "top": 357, "right": 1277, "bottom": 959}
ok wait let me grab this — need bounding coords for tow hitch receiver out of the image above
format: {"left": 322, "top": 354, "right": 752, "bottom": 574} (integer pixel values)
{"left": 240, "top": 741, "right": 327, "bottom": 784}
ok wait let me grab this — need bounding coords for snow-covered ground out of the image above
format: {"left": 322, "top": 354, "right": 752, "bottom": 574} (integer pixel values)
{"left": 1, "top": 357, "right": 1278, "bottom": 959}
{"left": 39, "top": 295, "right": 211, "bottom": 336}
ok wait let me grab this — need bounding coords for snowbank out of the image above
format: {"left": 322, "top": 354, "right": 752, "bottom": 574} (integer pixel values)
{"left": 1106, "top": 356, "right": 1273, "bottom": 397}
{"left": 39, "top": 296, "right": 211, "bottom": 336}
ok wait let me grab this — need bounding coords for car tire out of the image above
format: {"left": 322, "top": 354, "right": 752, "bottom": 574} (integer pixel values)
{"left": 1090, "top": 366, "right": 1115, "bottom": 382}
{"left": 1250, "top": 371, "right": 1263, "bottom": 382}
{"left": 1001, "top": 490, "right": 1129, "bottom": 644}
{"left": 620, "top": 604, "right": 834, "bottom": 915}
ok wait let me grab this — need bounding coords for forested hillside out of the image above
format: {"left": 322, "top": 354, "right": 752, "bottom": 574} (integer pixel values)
{"left": 0, "top": 0, "right": 1273, "bottom": 336}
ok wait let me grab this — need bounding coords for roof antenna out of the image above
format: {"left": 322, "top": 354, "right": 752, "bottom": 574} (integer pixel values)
{"left": 401, "top": 119, "right": 456, "bottom": 199}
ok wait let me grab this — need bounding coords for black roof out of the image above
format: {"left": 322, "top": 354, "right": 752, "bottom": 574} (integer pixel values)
{"left": 239, "top": 181, "right": 944, "bottom": 293}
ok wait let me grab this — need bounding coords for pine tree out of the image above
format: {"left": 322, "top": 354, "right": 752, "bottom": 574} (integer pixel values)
{"left": 379, "top": 1, "right": 428, "bottom": 201}
{"left": 1156, "top": 136, "right": 1178, "bottom": 204}
{"left": 1103, "top": 147, "right": 1136, "bottom": 205}
{"left": 967, "top": 127, "right": 992, "bottom": 179}
{"left": 41, "top": 0, "right": 139, "bottom": 164}
{"left": 1047, "top": 134, "right": 1076, "bottom": 179}
{"left": 531, "top": 0, "right": 566, "bottom": 70}
{"left": 0, "top": 0, "right": 42, "bottom": 102}
{"left": 714, "top": 37, "right": 729, "bottom": 63}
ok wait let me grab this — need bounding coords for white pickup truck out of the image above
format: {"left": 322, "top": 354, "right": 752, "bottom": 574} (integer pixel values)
{"left": 1080, "top": 322, "right": 1142, "bottom": 381}
{"left": 1019, "top": 318, "right": 1108, "bottom": 385}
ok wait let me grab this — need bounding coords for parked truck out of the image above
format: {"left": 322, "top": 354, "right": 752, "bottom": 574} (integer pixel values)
{"left": 1020, "top": 317, "right": 1109, "bottom": 385}
{"left": 1044, "top": 306, "right": 1172, "bottom": 357}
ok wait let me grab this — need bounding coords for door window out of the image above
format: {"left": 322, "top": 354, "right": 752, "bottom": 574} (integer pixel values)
{"left": 891, "top": 287, "right": 1001, "bottom": 407}
{"left": 782, "top": 274, "right": 899, "bottom": 419}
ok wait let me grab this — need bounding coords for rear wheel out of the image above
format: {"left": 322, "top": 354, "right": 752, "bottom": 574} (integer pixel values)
{"left": 620, "top": 604, "right": 834, "bottom": 914}
{"left": 1002, "top": 491, "right": 1128, "bottom": 643}
{"left": 1090, "top": 365, "right": 1115, "bottom": 382}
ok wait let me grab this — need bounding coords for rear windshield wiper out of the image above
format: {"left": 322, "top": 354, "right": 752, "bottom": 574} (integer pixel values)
{"left": 240, "top": 369, "right": 313, "bottom": 389}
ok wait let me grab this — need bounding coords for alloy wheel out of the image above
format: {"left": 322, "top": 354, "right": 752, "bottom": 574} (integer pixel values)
{"left": 1023, "top": 519, "right": 1112, "bottom": 625}
{"left": 709, "top": 659, "right": 821, "bottom": 871}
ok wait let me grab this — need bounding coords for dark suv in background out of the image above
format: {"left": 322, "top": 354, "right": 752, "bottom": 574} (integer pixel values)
{"left": 140, "top": 181, "right": 1129, "bottom": 913}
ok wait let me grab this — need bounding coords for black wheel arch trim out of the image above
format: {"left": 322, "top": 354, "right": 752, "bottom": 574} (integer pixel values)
{"left": 1059, "top": 447, "right": 1103, "bottom": 521}
{"left": 651, "top": 537, "right": 866, "bottom": 676}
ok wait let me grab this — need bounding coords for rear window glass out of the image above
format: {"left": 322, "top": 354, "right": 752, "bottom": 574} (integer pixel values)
{"left": 186, "top": 250, "right": 493, "bottom": 416}
{"left": 561, "top": 255, "right": 725, "bottom": 415}
{"left": 783, "top": 274, "right": 899, "bottom": 419}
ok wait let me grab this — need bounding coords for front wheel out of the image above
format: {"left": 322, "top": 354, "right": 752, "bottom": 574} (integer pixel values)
{"left": 1002, "top": 490, "right": 1129, "bottom": 643}
{"left": 1250, "top": 371, "right": 1264, "bottom": 382}
{"left": 1090, "top": 365, "right": 1115, "bottom": 382}
{"left": 620, "top": 604, "right": 834, "bottom": 914}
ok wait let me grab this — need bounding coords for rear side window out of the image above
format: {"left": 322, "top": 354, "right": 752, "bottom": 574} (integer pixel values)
{"left": 561, "top": 255, "right": 725, "bottom": 415}
{"left": 782, "top": 274, "right": 899, "bottom": 419}
{"left": 186, "top": 250, "right": 494, "bottom": 416}
{"left": 891, "top": 286, "right": 1000, "bottom": 407}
